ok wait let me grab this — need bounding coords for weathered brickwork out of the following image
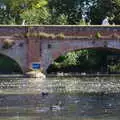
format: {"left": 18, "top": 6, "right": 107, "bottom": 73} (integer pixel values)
{"left": 0, "top": 26, "right": 120, "bottom": 73}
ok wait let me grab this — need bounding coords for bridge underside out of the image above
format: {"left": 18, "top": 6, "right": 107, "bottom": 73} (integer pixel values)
{"left": 40, "top": 39, "right": 120, "bottom": 72}
{"left": 0, "top": 38, "right": 27, "bottom": 74}
{"left": 0, "top": 54, "right": 23, "bottom": 74}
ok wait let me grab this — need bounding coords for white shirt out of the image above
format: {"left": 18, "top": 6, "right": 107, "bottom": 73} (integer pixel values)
{"left": 102, "top": 18, "right": 110, "bottom": 25}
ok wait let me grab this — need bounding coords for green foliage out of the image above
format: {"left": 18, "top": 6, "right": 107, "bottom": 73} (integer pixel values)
{"left": 53, "top": 51, "right": 78, "bottom": 69}
{"left": 78, "top": 19, "right": 87, "bottom": 25}
{"left": 95, "top": 32, "right": 101, "bottom": 39}
{"left": 20, "top": 7, "right": 51, "bottom": 25}
{"left": 76, "top": 50, "right": 101, "bottom": 68}
{"left": 0, "top": 0, "right": 120, "bottom": 24}
{"left": 48, "top": 0, "right": 83, "bottom": 24}
{"left": 108, "top": 63, "right": 120, "bottom": 72}
{"left": 63, "top": 52, "right": 78, "bottom": 66}
{"left": 48, "top": 49, "right": 112, "bottom": 73}
{"left": 0, "top": 0, "right": 71, "bottom": 24}
{"left": 0, "top": 0, "right": 50, "bottom": 24}
{"left": 89, "top": 0, "right": 120, "bottom": 24}
{"left": 55, "top": 14, "right": 68, "bottom": 25}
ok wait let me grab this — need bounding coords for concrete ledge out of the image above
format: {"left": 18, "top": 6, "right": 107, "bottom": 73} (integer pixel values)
{"left": 25, "top": 71, "right": 46, "bottom": 78}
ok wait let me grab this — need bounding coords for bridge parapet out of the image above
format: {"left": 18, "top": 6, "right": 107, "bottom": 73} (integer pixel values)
{"left": 0, "top": 25, "right": 120, "bottom": 40}
{"left": 25, "top": 26, "right": 120, "bottom": 40}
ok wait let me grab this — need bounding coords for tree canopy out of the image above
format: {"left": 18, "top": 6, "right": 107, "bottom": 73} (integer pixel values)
{"left": 89, "top": 0, "right": 120, "bottom": 24}
{"left": 0, "top": 0, "right": 120, "bottom": 25}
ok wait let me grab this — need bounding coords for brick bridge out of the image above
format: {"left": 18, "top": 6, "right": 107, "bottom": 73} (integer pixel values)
{"left": 0, "top": 25, "right": 120, "bottom": 73}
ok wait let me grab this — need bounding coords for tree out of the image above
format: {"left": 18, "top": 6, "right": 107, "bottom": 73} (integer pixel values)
{"left": 48, "top": 0, "right": 85, "bottom": 24}
{"left": 20, "top": 0, "right": 52, "bottom": 24}
{"left": 1, "top": 0, "right": 120, "bottom": 25}
{"left": 89, "top": 0, "right": 120, "bottom": 24}
{"left": 20, "top": 7, "right": 51, "bottom": 24}
{"left": 0, "top": 0, "right": 50, "bottom": 24}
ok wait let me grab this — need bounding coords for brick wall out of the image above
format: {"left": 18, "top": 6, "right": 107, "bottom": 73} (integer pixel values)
{"left": 0, "top": 26, "right": 120, "bottom": 72}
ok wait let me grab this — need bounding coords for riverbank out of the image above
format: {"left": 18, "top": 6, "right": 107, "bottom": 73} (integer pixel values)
{"left": 0, "top": 74, "right": 24, "bottom": 78}
{"left": 0, "top": 73, "right": 120, "bottom": 78}
{"left": 47, "top": 73, "right": 120, "bottom": 77}
{"left": 0, "top": 72, "right": 46, "bottom": 78}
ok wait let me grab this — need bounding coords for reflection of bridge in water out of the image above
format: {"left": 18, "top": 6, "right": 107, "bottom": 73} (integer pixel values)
{"left": 0, "top": 26, "right": 120, "bottom": 74}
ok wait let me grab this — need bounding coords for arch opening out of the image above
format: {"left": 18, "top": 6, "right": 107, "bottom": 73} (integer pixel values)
{"left": 0, "top": 54, "right": 23, "bottom": 74}
{"left": 47, "top": 48, "right": 120, "bottom": 74}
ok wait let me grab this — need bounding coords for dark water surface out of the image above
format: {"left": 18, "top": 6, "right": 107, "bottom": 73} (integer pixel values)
{"left": 0, "top": 76, "right": 120, "bottom": 120}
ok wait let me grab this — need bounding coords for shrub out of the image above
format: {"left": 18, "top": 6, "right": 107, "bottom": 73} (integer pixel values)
{"left": 2, "top": 39, "right": 15, "bottom": 49}
{"left": 108, "top": 63, "right": 120, "bottom": 72}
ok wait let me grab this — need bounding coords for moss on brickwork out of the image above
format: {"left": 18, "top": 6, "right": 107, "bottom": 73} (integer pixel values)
{"left": 95, "top": 32, "right": 101, "bottom": 39}
{"left": 56, "top": 33, "right": 65, "bottom": 39}
{"left": 2, "top": 39, "right": 15, "bottom": 49}
{"left": 26, "top": 32, "right": 65, "bottom": 39}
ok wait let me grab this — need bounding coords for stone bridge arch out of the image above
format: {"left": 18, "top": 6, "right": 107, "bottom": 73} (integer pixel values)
{"left": 0, "top": 39, "right": 27, "bottom": 73}
{"left": 1, "top": 26, "right": 120, "bottom": 74}
{"left": 0, "top": 53, "right": 23, "bottom": 73}
{"left": 40, "top": 38, "right": 120, "bottom": 72}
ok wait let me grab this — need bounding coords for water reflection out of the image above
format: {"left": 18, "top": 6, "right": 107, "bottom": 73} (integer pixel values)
{"left": 0, "top": 77, "right": 120, "bottom": 120}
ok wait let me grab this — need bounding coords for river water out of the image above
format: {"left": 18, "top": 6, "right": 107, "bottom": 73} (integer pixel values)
{"left": 0, "top": 76, "right": 120, "bottom": 120}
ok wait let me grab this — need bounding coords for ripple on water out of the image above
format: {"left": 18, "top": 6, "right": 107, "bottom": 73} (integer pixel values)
{"left": 0, "top": 77, "right": 120, "bottom": 120}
